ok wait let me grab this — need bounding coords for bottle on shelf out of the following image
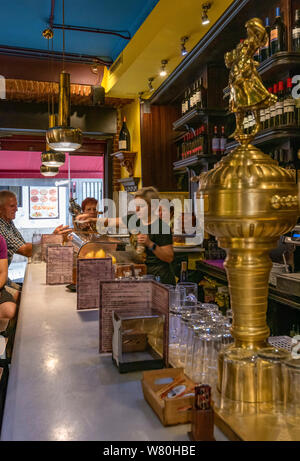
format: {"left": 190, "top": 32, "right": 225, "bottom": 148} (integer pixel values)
{"left": 284, "top": 78, "right": 296, "bottom": 126}
{"left": 264, "top": 87, "right": 273, "bottom": 129}
{"left": 276, "top": 81, "right": 284, "bottom": 126}
{"left": 285, "top": 149, "right": 296, "bottom": 171}
{"left": 260, "top": 107, "right": 265, "bottom": 130}
{"left": 219, "top": 126, "right": 227, "bottom": 155}
{"left": 180, "top": 261, "right": 188, "bottom": 282}
{"left": 118, "top": 116, "right": 131, "bottom": 151}
{"left": 292, "top": 9, "right": 300, "bottom": 52}
{"left": 270, "top": 7, "right": 286, "bottom": 55}
{"left": 181, "top": 91, "right": 188, "bottom": 115}
{"left": 198, "top": 77, "right": 207, "bottom": 109}
{"left": 260, "top": 17, "right": 271, "bottom": 62}
{"left": 212, "top": 126, "right": 220, "bottom": 155}
{"left": 190, "top": 83, "right": 196, "bottom": 110}
{"left": 270, "top": 83, "right": 278, "bottom": 128}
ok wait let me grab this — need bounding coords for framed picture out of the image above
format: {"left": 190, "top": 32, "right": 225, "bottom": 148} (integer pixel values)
{"left": 29, "top": 186, "right": 60, "bottom": 219}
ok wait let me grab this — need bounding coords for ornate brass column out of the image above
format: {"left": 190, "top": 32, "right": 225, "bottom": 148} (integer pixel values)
{"left": 197, "top": 18, "right": 299, "bottom": 402}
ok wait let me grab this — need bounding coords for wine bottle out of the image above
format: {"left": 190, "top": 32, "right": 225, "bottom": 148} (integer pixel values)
{"left": 260, "top": 108, "right": 265, "bottom": 130}
{"left": 220, "top": 126, "right": 227, "bottom": 155}
{"left": 118, "top": 116, "right": 130, "bottom": 151}
{"left": 284, "top": 78, "right": 296, "bottom": 126}
{"left": 270, "top": 84, "right": 278, "bottom": 128}
{"left": 276, "top": 81, "right": 284, "bottom": 126}
{"left": 292, "top": 9, "right": 300, "bottom": 52}
{"left": 270, "top": 7, "right": 286, "bottom": 55}
{"left": 180, "top": 261, "right": 188, "bottom": 282}
{"left": 260, "top": 18, "right": 271, "bottom": 61}
{"left": 182, "top": 91, "right": 187, "bottom": 115}
{"left": 199, "top": 77, "right": 207, "bottom": 109}
{"left": 212, "top": 126, "right": 220, "bottom": 155}
{"left": 265, "top": 87, "right": 273, "bottom": 129}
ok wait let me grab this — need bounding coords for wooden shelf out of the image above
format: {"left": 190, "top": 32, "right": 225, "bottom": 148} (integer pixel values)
{"left": 173, "top": 108, "right": 227, "bottom": 132}
{"left": 223, "top": 52, "right": 300, "bottom": 98}
{"left": 225, "top": 126, "right": 300, "bottom": 152}
{"left": 258, "top": 51, "right": 300, "bottom": 81}
{"left": 111, "top": 151, "right": 137, "bottom": 177}
{"left": 117, "top": 177, "right": 140, "bottom": 192}
{"left": 173, "top": 154, "right": 217, "bottom": 171}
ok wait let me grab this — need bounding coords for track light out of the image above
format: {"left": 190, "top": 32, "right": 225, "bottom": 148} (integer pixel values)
{"left": 181, "top": 36, "right": 189, "bottom": 56}
{"left": 138, "top": 91, "right": 145, "bottom": 103}
{"left": 159, "top": 60, "right": 168, "bottom": 77}
{"left": 148, "top": 78, "right": 155, "bottom": 92}
{"left": 202, "top": 2, "right": 212, "bottom": 25}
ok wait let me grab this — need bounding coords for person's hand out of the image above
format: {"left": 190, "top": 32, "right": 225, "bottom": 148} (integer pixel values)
{"left": 53, "top": 224, "right": 72, "bottom": 236}
{"left": 137, "top": 234, "right": 152, "bottom": 248}
{"left": 75, "top": 213, "right": 95, "bottom": 223}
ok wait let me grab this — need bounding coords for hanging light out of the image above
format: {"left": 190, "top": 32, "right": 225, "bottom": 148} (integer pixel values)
{"left": 46, "top": 0, "right": 82, "bottom": 152}
{"left": 46, "top": 70, "right": 82, "bottom": 152}
{"left": 181, "top": 36, "right": 189, "bottom": 56}
{"left": 42, "top": 114, "right": 66, "bottom": 167}
{"left": 40, "top": 165, "right": 59, "bottom": 177}
{"left": 159, "top": 60, "right": 168, "bottom": 77}
{"left": 202, "top": 2, "right": 211, "bottom": 26}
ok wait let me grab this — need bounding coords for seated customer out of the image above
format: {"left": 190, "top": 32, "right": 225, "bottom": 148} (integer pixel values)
{"left": 0, "top": 190, "right": 72, "bottom": 267}
{"left": 0, "top": 235, "right": 18, "bottom": 326}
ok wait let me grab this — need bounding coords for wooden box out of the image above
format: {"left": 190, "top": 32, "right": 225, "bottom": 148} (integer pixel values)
{"left": 141, "top": 368, "right": 195, "bottom": 426}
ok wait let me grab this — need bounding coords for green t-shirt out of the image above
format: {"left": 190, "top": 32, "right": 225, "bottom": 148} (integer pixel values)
{"left": 123, "top": 214, "right": 175, "bottom": 285}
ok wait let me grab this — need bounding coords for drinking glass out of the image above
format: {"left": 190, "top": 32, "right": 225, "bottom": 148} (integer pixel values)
{"left": 284, "top": 358, "right": 300, "bottom": 420}
{"left": 191, "top": 325, "right": 222, "bottom": 387}
{"left": 32, "top": 233, "right": 42, "bottom": 263}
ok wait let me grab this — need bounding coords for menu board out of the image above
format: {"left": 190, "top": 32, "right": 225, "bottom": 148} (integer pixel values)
{"left": 77, "top": 258, "right": 113, "bottom": 310}
{"left": 29, "top": 186, "right": 59, "bottom": 219}
{"left": 46, "top": 246, "right": 73, "bottom": 285}
{"left": 99, "top": 280, "right": 169, "bottom": 365}
{"left": 41, "top": 234, "right": 63, "bottom": 261}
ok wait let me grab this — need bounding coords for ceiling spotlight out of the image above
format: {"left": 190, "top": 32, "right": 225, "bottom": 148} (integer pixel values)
{"left": 202, "top": 2, "right": 212, "bottom": 25}
{"left": 138, "top": 91, "right": 145, "bottom": 103}
{"left": 148, "top": 78, "right": 155, "bottom": 92}
{"left": 160, "top": 60, "right": 168, "bottom": 77}
{"left": 181, "top": 36, "right": 189, "bottom": 56}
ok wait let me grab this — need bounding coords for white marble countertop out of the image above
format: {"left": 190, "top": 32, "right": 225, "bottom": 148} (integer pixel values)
{"left": 1, "top": 262, "right": 228, "bottom": 441}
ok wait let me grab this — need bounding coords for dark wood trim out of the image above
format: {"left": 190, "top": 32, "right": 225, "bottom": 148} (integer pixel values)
{"left": 104, "top": 138, "right": 113, "bottom": 200}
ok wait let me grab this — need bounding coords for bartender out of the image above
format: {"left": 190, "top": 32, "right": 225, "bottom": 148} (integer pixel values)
{"left": 0, "top": 190, "right": 72, "bottom": 268}
{"left": 76, "top": 187, "right": 175, "bottom": 285}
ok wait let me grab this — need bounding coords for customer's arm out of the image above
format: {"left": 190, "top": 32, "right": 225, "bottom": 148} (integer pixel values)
{"left": 16, "top": 242, "right": 33, "bottom": 258}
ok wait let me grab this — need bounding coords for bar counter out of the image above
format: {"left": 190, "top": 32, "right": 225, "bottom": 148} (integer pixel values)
{"left": 1, "top": 262, "right": 227, "bottom": 441}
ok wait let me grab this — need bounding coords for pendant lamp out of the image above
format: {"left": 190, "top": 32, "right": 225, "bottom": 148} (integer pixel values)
{"left": 46, "top": 71, "right": 82, "bottom": 152}
{"left": 42, "top": 114, "right": 66, "bottom": 167}
{"left": 40, "top": 165, "right": 59, "bottom": 177}
{"left": 46, "top": 0, "right": 82, "bottom": 152}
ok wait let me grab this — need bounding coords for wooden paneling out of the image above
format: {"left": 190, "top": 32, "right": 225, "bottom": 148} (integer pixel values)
{"left": 140, "top": 104, "right": 180, "bottom": 191}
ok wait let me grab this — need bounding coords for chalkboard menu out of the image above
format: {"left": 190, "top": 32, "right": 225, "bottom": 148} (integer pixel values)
{"left": 99, "top": 280, "right": 169, "bottom": 365}
{"left": 77, "top": 258, "right": 113, "bottom": 310}
{"left": 46, "top": 246, "right": 73, "bottom": 285}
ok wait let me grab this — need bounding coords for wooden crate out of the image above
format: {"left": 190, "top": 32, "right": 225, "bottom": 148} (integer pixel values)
{"left": 141, "top": 368, "right": 195, "bottom": 426}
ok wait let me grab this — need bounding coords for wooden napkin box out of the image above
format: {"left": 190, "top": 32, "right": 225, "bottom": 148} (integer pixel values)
{"left": 141, "top": 368, "right": 195, "bottom": 426}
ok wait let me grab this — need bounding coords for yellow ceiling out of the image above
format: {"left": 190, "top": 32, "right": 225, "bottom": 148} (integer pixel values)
{"left": 104, "top": 0, "right": 234, "bottom": 99}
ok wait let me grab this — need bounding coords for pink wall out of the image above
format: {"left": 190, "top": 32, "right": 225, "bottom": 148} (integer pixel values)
{"left": 0, "top": 151, "right": 104, "bottom": 178}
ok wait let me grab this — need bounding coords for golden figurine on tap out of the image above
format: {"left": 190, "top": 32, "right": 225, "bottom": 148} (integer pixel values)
{"left": 196, "top": 18, "right": 299, "bottom": 403}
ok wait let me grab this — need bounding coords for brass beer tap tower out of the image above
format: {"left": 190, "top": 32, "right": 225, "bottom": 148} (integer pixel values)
{"left": 197, "top": 18, "right": 299, "bottom": 402}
